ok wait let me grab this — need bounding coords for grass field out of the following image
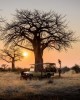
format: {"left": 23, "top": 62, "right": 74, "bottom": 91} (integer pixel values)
{"left": 0, "top": 72, "right": 80, "bottom": 100}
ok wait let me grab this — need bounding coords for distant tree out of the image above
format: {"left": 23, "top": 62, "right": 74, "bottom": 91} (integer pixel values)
{"left": 61, "top": 66, "right": 70, "bottom": 73}
{"left": 1, "top": 64, "right": 8, "bottom": 70}
{"left": 0, "top": 10, "right": 76, "bottom": 71}
{"left": 0, "top": 64, "right": 8, "bottom": 71}
{"left": 0, "top": 47, "right": 23, "bottom": 70}
{"left": 71, "top": 64, "right": 80, "bottom": 73}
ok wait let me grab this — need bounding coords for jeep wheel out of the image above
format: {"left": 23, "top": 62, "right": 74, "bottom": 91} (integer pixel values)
{"left": 29, "top": 74, "right": 33, "bottom": 80}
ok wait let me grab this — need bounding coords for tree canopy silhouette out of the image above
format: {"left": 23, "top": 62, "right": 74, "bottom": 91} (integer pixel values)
{"left": 0, "top": 47, "right": 23, "bottom": 70}
{"left": 1, "top": 10, "right": 75, "bottom": 71}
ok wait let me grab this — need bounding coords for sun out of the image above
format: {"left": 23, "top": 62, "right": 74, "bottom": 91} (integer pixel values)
{"left": 23, "top": 52, "right": 28, "bottom": 57}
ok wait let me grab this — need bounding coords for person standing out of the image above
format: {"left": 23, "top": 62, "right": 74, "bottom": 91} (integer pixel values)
{"left": 58, "top": 59, "right": 62, "bottom": 77}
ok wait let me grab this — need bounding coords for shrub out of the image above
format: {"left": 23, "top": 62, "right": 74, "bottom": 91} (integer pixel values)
{"left": 71, "top": 64, "right": 80, "bottom": 73}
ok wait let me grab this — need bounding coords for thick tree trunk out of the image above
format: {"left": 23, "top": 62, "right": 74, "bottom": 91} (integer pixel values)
{"left": 12, "top": 58, "right": 15, "bottom": 71}
{"left": 33, "top": 34, "right": 44, "bottom": 72}
{"left": 34, "top": 49, "right": 43, "bottom": 72}
{"left": 35, "top": 53, "right": 43, "bottom": 72}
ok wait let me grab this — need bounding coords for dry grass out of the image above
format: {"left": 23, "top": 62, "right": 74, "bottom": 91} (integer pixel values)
{"left": 0, "top": 72, "right": 80, "bottom": 99}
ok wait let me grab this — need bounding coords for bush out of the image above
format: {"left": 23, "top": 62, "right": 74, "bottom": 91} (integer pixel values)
{"left": 71, "top": 64, "right": 80, "bottom": 73}
{"left": 62, "top": 66, "right": 70, "bottom": 73}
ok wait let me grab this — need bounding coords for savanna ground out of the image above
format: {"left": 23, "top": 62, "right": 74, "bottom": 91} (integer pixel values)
{"left": 0, "top": 72, "right": 80, "bottom": 100}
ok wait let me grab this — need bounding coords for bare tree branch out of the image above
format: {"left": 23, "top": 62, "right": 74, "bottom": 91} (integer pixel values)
{"left": 0, "top": 47, "right": 23, "bottom": 70}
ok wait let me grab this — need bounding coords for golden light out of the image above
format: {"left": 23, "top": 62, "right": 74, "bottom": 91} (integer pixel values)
{"left": 23, "top": 52, "right": 28, "bottom": 57}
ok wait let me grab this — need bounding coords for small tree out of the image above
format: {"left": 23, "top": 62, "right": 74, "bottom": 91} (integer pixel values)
{"left": 1, "top": 64, "right": 8, "bottom": 70}
{"left": 0, "top": 47, "right": 23, "bottom": 70}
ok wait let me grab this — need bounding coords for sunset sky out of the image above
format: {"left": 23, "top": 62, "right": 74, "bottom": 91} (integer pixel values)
{"left": 0, "top": 0, "right": 80, "bottom": 68}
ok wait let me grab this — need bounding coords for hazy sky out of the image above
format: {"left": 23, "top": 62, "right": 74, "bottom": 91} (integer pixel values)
{"left": 0, "top": 0, "right": 80, "bottom": 68}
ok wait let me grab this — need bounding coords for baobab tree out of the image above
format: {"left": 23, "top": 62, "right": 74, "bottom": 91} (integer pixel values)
{"left": 0, "top": 47, "right": 23, "bottom": 70}
{"left": 0, "top": 10, "right": 75, "bottom": 71}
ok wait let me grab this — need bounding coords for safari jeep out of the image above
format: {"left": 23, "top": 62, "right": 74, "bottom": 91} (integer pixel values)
{"left": 20, "top": 71, "right": 54, "bottom": 80}
{"left": 20, "top": 63, "right": 56, "bottom": 80}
